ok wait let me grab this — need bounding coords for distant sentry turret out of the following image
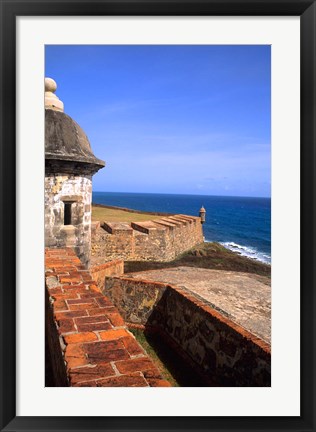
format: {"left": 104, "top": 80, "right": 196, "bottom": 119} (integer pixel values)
{"left": 199, "top": 206, "right": 206, "bottom": 224}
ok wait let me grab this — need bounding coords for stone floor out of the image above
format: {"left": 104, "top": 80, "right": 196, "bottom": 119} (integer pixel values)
{"left": 126, "top": 266, "right": 271, "bottom": 344}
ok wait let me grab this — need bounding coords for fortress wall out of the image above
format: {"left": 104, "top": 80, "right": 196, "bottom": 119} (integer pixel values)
{"left": 45, "top": 285, "right": 69, "bottom": 387}
{"left": 133, "top": 229, "right": 171, "bottom": 261}
{"left": 165, "top": 216, "right": 204, "bottom": 257}
{"left": 90, "top": 260, "right": 124, "bottom": 291}
{"left": 96, "top": 225, "right": 135, "bottom": 260}
{"left": 103, "top": 277, "right": 167, "bottom": 324}
{"left": 93, "top": 215, "right": 204, "bottom": 262}
{"left": 103, "top": 276, "right": 271, "bottom": 387}
{"left": 45, "top": 248, "right": 171, "bottom": 387}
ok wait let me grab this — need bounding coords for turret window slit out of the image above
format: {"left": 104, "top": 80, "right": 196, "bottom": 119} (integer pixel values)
{"left": 64, "top": 202, "right": 72, "bottom": 225}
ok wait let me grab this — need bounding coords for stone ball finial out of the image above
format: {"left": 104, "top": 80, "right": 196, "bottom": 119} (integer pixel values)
{"left": 45, "top": 77, "right": 64, "bottom": 112}
{"left": 45, "top": 77, "right": 57, "bottom": 93}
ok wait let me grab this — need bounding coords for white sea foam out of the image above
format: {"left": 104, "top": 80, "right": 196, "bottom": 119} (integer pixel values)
{"left": 220, "top": 241, "right": 271, "bottom": 265}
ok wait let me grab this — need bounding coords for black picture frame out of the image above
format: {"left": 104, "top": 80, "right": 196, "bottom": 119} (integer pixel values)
{"left": 0, "top": 1, "right": 315, "bottom": 431}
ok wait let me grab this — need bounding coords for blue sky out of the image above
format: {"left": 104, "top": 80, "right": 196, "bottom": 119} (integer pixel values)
{"left": 46, "top": 45, "right": 271, "bottom": 197}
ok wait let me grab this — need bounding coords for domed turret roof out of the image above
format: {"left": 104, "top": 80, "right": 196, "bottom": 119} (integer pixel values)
{"left": 45, "top": 78, "right": 105, "bottom": 175}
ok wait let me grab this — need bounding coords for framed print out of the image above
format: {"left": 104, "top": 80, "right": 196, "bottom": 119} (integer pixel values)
{"left": 0, "top": 1, "right": 315, "bottom": 431}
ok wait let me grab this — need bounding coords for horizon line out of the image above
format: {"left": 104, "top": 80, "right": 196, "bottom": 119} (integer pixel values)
{"left": 93, "top": 190, "right": 271, "bottom": 199}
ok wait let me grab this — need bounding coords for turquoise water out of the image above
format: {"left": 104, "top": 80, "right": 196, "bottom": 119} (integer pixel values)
{"left": 93, "top": 191, "right": 271, "bottom": 264}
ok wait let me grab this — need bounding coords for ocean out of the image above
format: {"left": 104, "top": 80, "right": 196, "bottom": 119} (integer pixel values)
{"left": 92, "top": 191, "right": 271, "bottom": 265}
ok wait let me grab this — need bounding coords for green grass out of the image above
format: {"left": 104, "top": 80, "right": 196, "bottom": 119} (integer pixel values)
{"left": 92, "top": 205, "right": 165, "bottom": 223}
{"left": 130, "top": 328, "right": 207, "bottom": 387}
{"left": 130, "top": 329, "right": 179, "bottom": 387}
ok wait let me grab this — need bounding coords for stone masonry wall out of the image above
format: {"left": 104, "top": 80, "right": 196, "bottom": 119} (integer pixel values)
{"left": 103, "top": 276, "right": 271, "bottom": 387}
{"left": 45, "top": 285, "right": 69, "bottom": 386}
{"left": 45, "top": 174, "right": 92, "bottom": 268}
{"left": 92, "top": 215, "right": 204, "bottom": 262}
{"left": 90, "top": 260, "right": 124, "bottom": 291}
{"left": 45, "top": 248, "right": 171, "bottom": 387}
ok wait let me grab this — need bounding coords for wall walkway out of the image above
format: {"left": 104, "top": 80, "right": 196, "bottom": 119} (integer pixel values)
{"left": 103, "top": 274, "right": 271, "bottom": 387}
{"left": 45, "top": 248, "right": 171, "bottom": 387}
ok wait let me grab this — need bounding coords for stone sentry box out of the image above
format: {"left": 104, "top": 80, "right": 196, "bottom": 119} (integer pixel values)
{"left": 45, "top": 78, "right": 105, "bottom": 268}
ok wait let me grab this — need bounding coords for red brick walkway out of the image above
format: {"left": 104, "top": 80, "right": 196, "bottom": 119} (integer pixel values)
{"left": 45, "top": 248, "right": 171, "bottom": 387}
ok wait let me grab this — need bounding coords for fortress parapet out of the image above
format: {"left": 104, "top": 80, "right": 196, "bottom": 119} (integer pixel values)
{"left": 93, "top": 214, "right": 204, "bottom": 262}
